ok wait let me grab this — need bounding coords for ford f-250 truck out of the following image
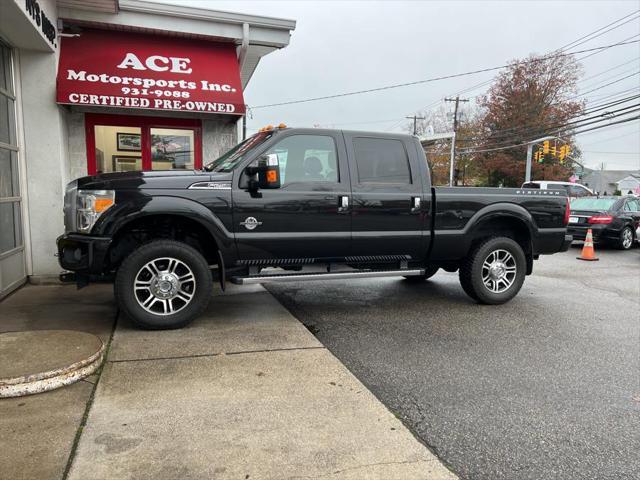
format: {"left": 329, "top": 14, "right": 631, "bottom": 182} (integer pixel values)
{"left": 57, "top": 126, "right": 572, "bottom": 329}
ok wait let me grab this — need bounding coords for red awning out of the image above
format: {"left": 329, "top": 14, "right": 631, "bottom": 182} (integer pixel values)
{"left": 56, "top": 29, "right": 245, "bottom": 115}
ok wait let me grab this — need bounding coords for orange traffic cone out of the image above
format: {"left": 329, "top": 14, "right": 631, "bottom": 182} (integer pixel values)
{"left": 577, "top": 228, "right": 599, "bottom": 261}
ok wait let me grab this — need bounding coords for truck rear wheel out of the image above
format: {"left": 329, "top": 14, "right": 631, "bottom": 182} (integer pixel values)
{"left": 115, "top": 240, "right": 213, "bottom": 329}
{"left": 459, "top": 237, "right": 526, "bottom": 305}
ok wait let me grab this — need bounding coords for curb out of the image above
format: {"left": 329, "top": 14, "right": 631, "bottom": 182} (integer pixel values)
{"left": 0, "top": 332, "right": 105, "bottom": 398}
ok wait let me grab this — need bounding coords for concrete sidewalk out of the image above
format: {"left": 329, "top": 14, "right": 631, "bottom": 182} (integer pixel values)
{"left": 0, "top": 284, "right": 116, "bottom": 480}
{"left": 1, "top": 283, "right": 456, "bottom": 480}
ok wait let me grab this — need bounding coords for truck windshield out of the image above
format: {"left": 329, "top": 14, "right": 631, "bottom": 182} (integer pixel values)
{"left": 203, "top": 131, "right": 274, "bottom": 172}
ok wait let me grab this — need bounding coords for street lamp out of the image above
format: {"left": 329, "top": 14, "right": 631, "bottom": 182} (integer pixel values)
{"left": 525, "top": 135, "right": 558, "bottom": 183}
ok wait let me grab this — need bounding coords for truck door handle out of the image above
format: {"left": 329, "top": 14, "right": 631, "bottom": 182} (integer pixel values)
{"left": 338, "top": 195, "right": 349, "bottom": 213}
{"left": 411, "top": 196, "right": 421, "bottom": 213}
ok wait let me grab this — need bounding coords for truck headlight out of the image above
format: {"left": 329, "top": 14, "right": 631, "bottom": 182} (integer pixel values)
{"left": 76, "top": 190, "right": 115, "bottom": 233}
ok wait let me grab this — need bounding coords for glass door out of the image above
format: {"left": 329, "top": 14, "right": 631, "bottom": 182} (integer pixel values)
{"left": 0, "top": 40, "right": 26, "bottom": 298}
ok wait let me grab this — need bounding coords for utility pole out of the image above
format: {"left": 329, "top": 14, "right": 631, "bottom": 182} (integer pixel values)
{"left": 444, "top": 96, "right": 469, "bottom": 185}
{"left": 406, "top": 115, "right": 426, "bottom": 136}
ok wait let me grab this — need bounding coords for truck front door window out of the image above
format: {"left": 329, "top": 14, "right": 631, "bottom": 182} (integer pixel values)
{"left": 264, "top": 135, "right": 338, "bottom": 186}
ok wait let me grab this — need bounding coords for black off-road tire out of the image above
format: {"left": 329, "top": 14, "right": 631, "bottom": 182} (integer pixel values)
{"left": 115, "top": 240, "right": 213, "bottom": 329}
{"left": 459, "top": 236, "right": 526, "bottom": 305}
{"left": 404, "top": 265, "right": 439, "bottom": 282}
{"left": 616, "top": 225, "right": 634, "bottom": 250}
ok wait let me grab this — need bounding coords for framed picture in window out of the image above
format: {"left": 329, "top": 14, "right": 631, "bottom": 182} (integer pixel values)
{"left": 151, "top": 132, "right": 193, "bottom": 169}
{"left": 117, "top": 132, "right": 141, "bottom": 152}
{"left": 112, "top": 155, "right": 141, "bottom": 172}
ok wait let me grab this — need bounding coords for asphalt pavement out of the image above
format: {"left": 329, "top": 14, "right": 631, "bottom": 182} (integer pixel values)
{"left": 266, "top": 245, "right": 640, "bottom": 480}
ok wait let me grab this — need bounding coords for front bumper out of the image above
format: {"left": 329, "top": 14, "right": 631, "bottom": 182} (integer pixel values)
{"left": 57, "top": 233, "right": 111, "bottom": 274}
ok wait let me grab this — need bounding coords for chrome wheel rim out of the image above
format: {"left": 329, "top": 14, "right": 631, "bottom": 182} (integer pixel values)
{"left": 622, "top": 228, "right": 633, "bottom": 249}
{"left": 134, "top": 257, "right": 196, "bottom": 316}
{"left": 482, "top": 249, "right": 517, "bottom": 294}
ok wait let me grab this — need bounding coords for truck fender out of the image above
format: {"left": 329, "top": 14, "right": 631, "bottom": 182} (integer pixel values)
{"left": 463, "top": 202, "right": 537, "bottom": 252}
{"left": 95, "top": 195, "right": 236, "bottom": 258}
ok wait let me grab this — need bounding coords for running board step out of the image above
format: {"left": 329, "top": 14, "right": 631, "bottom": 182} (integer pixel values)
{"left": 230, "top": 269, "right": 425, "bottom": 285}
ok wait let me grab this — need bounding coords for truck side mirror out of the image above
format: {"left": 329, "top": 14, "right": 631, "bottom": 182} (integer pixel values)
{"left": 245, "top": 154, "right": 281, "bottom": 190}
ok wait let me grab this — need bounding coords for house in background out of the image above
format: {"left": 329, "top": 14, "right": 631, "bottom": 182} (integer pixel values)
{"left": 580, "top": 169, "right": 640, "bottom": 195}
{"left": 616, "top": 174, "right": 640, "bottom": 194}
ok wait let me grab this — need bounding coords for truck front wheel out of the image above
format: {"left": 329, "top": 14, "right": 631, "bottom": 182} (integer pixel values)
{"left": 459, "top": 237, "right": 526, "bottom": 304}
{"left": 115, "top": 240, "right": 213, "bottom": 329}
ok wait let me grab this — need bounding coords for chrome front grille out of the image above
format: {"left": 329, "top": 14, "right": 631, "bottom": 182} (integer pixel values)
{"left": 63, "top": 180, "right": 78, "bottom": 233}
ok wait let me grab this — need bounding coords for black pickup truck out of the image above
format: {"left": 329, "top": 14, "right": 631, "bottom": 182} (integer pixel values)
{"left": 57, "top": 126, "right": 572, "bottom": 329}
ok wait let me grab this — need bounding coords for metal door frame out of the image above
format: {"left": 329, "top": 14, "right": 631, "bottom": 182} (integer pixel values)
{"left": 0, "top": 38, "right": 27, "bottom": 299}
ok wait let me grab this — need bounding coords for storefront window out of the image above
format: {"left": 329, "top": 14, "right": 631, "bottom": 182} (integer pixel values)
{"left": 151, "top": 128, "right": 194, "bottom": 170}
{"left": 94, "top": 125, "right": 142, "bottom": 173}
{"left": 85, "top": 114, "right": 202, "bottom": 174}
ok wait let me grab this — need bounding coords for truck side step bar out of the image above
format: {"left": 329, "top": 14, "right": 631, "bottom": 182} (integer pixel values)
{"left": 230, "top": 268, "right": 425, "bottom": 285}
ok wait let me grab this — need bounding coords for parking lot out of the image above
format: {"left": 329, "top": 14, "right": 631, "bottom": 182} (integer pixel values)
{"left": 267, "top": 245, "right": 640, "bottom": 480}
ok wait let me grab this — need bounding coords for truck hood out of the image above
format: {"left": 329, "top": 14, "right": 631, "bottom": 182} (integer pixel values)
{"left": 76, "top": 170, "right": 233, "bottom": 190}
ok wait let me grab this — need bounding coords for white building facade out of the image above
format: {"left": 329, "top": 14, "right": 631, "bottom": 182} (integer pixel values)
{"left": 0, "top": 0, "right": 295, "bottom": 298}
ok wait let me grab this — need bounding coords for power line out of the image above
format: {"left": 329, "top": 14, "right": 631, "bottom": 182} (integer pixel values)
{"left": 578, "top": 57, "right": 640, "bottom": 84}
{"left": 458, "top": 102, "right": 640, "bottom": 150}
{"left": 457, "top": 114, "right": 640, "bottom": 154}
{"left": 579, "top": 70, "right": 640, "bottom": 96}
{"left": 261, "top": 14, "right": 640, "bottom": 134}
{"left": 577, "top": 33, "right": 640, "bottom": 61}
{"left": 585, "top": 86, "right": 640, "bottom": 103}
{"left": 556, "top": 11, "right": 640, "bottom": 52}
{"left": 427, "top": 108, "right": 640, "bottom": 154}
{"left": 384, "top": 13, "right": 640, "bottom": 133}
{"left": 554, "top": 9, "right": 640, "bottom": 51}
{"left": 454, "top": 94, "right": 640, "bottom": 146}
{"left": 387, "top": 15, "right": 640, "bottom": 131}
{"left": 463, "top": 103, "right": 640, "bottom": 150}
{"left": 383, "top": 64, "right": 638, "bottom": 134}
{"left": 320, "top": 75, "right": 640, "bottom": 136}
{"left": 580, "top": 128, "right": 640, "bottom": 146}
{"left": 249, "top": 40, "right": 640, "bottom": 110}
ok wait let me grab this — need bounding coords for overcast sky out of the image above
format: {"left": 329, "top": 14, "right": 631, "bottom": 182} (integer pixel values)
{"left": 176, "top": 1, "right": 639, "bottom": 170}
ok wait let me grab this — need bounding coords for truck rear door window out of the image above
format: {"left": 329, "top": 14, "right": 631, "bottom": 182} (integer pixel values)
{"left": 353, "top": 137, "right": 411, "bottom": 184}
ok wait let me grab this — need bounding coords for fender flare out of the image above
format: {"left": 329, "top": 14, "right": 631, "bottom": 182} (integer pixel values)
{"left": 459, "top": 202, "right": 537, "bottom": 254}
{"left": 94, "top": 196, "right": 235, "bottom": 257}
{"left": 465, "top": 202, "right": 537, "bottom": 234}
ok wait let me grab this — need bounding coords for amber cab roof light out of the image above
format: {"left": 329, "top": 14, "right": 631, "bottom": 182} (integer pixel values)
{"left": 258, "top": 123, "right": 287, "bottom": 132}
